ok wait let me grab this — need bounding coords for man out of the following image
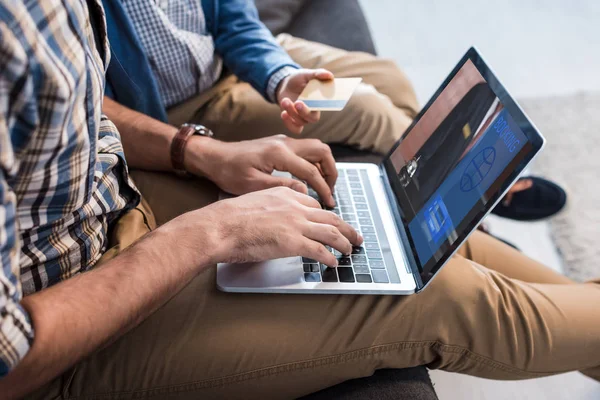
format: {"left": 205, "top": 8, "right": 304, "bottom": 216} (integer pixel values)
{"left": 2, "top": 2, "right": 600, "bottom": 400}
{"left": 101, "top": 0, "right": 419, "bottom": 154}
{"left": 103, "top": 0, "right": 565, "bottom": 222}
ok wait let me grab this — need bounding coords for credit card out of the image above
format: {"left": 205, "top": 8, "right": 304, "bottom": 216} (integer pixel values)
{"left": 298, "top": 77, "right": 362, "bottom": 111}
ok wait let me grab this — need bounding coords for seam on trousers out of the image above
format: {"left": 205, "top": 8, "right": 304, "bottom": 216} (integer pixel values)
{"left": 132, "top": 207, "right": 153, "bottom": 232}
{"left": 431, "top": 342, "right": 542, "bottom": 376}
{"left": 66, "top": 340, "right": 550, "bottom": 399}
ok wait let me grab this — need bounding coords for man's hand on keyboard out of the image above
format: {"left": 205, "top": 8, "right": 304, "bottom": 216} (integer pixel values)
{"left": 184, "top": 134, "right": 337, "bottom": 207}
{"left": 202, "top": 187, "right": 362, "bottom": 266}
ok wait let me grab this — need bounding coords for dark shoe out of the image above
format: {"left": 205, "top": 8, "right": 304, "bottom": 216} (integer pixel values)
{"left": 492, "top": 177, "right": 567, "bottom": 221}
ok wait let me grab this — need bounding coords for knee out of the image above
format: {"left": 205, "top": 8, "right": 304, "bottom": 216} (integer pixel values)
{"left": 380, "top": 59, "right": 420, "bottom": 115}
{"left": 344, "top": 84, "right": 414, "bottom": 153}
{"left": 423, "top": 259, "right": 509, "bottom": 340}
{"left": 424, "top": 260, "right": 540, "bottom": 373}
{"left": 347, "top": 83, "right": 393, "bottom": 119}
{"left": 427, "top": 261, "right": 491, "bottom": 317}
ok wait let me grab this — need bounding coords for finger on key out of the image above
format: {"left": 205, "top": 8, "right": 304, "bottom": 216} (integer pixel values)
{"left": 299, "top": 238, "right": 338, "bottom": 267}
{"left": 303, "top": 222, "right": 352, "bottom": 257}
{"left": 288, "top": 189, "right": 321, "bottom": 209}
{"left": 290, "top": 139, "right": 337, "bottom": 191}
{"left": 306, "top": 208, "right": 363, "bottom": 247}
{"left": 279, "top": 155, "right": 334, "bottom": 208}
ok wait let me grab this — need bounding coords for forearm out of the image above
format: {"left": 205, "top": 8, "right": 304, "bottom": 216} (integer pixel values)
{"left": 0, "top": 212, "right": 220, "bottom": 399}
{"left": 214, "top": 0, "right": 298, "bottom": 98}
{"left": 103, "top": 96, "right": 178, "bottom": 171}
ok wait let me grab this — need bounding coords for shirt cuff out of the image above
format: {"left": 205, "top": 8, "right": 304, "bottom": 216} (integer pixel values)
{"left": 266, "top": 66, "right": 298, "bottom": 103}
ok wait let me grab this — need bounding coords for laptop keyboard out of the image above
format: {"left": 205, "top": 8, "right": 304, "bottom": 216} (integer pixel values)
{"left": 303, "top": 168, "right": 399, "bottom": 284}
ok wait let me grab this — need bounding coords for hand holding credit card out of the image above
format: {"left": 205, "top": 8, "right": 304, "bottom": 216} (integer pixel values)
{"left": 298, "top": 77, "right": 363, "bottom": 111}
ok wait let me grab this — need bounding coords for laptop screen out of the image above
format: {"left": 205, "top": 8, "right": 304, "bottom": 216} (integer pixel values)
{"left": 382, "top": 52, "right": 542, "bottom": 288}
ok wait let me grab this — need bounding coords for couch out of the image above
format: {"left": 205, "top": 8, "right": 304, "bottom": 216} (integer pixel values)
{"left": 253, "top": 1, "right": 438, "bottom": 399}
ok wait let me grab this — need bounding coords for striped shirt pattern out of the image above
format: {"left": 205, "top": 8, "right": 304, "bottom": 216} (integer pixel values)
{"left": 0, "top": 0, "right": 139, "bottom": 376}
{"left": 123, "top": 0, "right": 294, "bottom": 108}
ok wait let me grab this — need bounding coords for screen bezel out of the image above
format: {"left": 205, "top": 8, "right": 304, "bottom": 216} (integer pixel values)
{"left": 382, "top": 47, "right": 545, "bottom": 291}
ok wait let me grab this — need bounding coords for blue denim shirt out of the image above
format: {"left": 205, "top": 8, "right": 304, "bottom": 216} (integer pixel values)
{"left": 103, "top": 0, "right": 299, "bottom": 122}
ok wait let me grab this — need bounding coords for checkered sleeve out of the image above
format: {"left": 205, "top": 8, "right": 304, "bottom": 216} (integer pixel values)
{"left": 0, "top": 24, "right": 35, "bottom": 377}
{"left": 266, "top": 66, "right": 298, "bottom": 103}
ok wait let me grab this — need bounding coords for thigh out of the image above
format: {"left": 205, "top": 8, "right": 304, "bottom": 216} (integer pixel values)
{"left": 97, "top": 197, "right": 157, "bottom": 264}
{"left": 32, "top": 173, "right": 600, "bottom": 399}
{"left": 129, "top": 170, "right": 220, "bottom": 226}
{"left": 456, "top": 230, "right": 573, "bottom": 284}
{"left": 61, "top": 249, "right": 600, "bottom": 399}
{"left": 193, "top": 79, "right": 413, "bottom": 153}
{"left": 62, "top": 265, "right": 438, "bottom": 400}
{"left": 191, "top": 35, "right": 419, "bottom": 153}
{"left": 277, "top": 33, "right": 419, "bottom": 117}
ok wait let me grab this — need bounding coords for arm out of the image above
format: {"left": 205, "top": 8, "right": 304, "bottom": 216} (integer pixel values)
{"left": 0, "top": 172, "right": 33, "bottom": 381}
{"left": 209, "top": 0, "right": 333, "bottom": 134}
{"left": 0, "top": 28, "right": 224, "bottom": 396}
{"left": 0, "top": 24, "right": 35, "bottom": 379}
{"left": 0, "top": 212, "right": 217, "bottom": 399}
{"left": 0, "top": 14, "right": 358, "bottom": 398}
{"left": 1, "top": 186, "right": 361, "bottom": 399}
{"left": 209, "top": 0, "right": 299, "bottom": 100}
{"left": 104, "top": 97, "right": 338, "bottom": 207}
{"left": 103, "top": 96, "right": 177, "bottom": 171}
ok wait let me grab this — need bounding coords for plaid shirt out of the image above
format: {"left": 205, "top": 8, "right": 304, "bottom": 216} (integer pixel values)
{"left": 0, "top": 0, "right": 139, "bottom": 376}
{"left": 124, "top": 0, "right": 295, "bottom": 108}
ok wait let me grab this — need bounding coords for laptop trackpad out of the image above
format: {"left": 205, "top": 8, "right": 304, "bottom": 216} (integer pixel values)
{"left": 217, "top": 257, "right": 302, "bottom": 290}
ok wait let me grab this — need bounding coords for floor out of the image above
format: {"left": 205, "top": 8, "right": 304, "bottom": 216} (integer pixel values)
{"left": 358, "top": 0, "right": 600, "bottom": 398}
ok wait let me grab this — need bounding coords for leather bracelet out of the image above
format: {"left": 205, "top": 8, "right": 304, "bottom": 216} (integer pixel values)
{"left": 170, "top": 123, "right": 213, "bottom": 176}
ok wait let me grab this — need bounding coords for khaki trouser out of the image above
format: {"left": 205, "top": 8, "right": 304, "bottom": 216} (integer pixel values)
{"left": 29, "top": 36, "right": 600, "bottom": 399}
{"left": 29, "top": 170, "right": 600, "bottom": 400}
{"left": 167, "top": 34, "right": 420, "bottom": 154}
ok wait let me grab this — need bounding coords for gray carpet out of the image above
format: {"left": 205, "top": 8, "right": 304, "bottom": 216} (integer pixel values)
{"left": 521, "top": 92, "right": 600, "bottom": 282}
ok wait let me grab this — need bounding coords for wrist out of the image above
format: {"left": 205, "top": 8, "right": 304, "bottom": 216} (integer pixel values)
{"left": 275, "top": 76, "right": 289, "bottom": 105}
{"left": 270, "top": 66, "right": 298, "bottom": 103}
{"left": 182, "top": 135, "right": 222, "bottom": 179}
{"left": 160, "top": 206, "right": 225, "bottom": 267}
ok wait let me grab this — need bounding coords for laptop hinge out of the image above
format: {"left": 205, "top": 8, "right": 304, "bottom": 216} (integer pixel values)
{"left": 378, "top": 164, "right": 424, "bottom": 292}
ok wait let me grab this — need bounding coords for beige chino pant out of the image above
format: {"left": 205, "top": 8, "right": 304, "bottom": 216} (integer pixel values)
{"left": 28, "top": 35, "right": 600, "bottom": 400}
{"left": 29, "top": 170, "right": 600, "bottom": 400}
{"left": 167, "top": 34, "right": 420, "bottom": 154}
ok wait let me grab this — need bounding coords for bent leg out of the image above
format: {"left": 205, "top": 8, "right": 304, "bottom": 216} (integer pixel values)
{"left": 36, "top": 173, "right": 600, "bottom": 400}
{"left": 277, "top": 33, "right": 419, "bottom": 118}
{"left": 128, "top": 170, "right": 220, "bottom": 226}
{"left": 181, "top": 35, "right": 419, "bottom": 154}
{"left": 457, "top": 230, "right": 573, "bottom": 284}
{"left": 60, "top": 252, "right": 600, "bottom": 399}
{"left": 455, "top": 231, "right": 600, "bottom": 380}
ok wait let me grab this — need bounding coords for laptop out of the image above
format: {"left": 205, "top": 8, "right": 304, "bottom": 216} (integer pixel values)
{"left": 217, "top": 47, "right": 545, "bottom": 295}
